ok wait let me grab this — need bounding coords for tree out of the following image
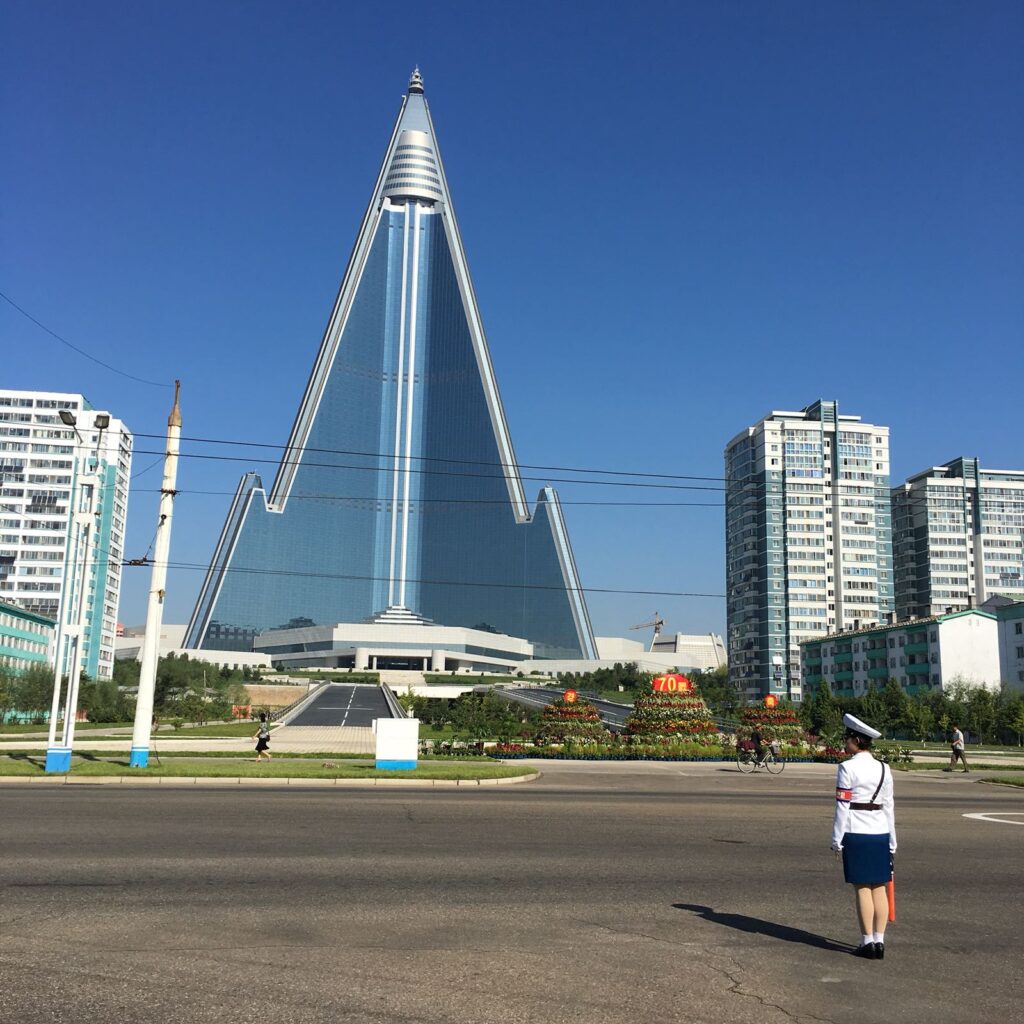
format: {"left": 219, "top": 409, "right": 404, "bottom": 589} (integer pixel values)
{"left": 10, "top": 664, "right": 54, "bottom": 716}
{"left": 80, "top": 678, "right": 121, "bottom": 722}
{"left": 1008, "top": 701, "right": 1024, "bottom": 747}
{"left": 861, "top": 684, "right": 886, "bottom": 736}
{"left": 882, "top": 678, "right": 911, "bottom": 738}
{"left": 0, "top": 668, "right": 13, "bottom": 719}
{"left": 903, "top": 700, "right": 935, "bottom": 745}
{"left": 226, "top": 682, "right": 250, "bottom": 708}
{"left": 967, "top": 687, "right": 998, "bottom": 745}
{"left": 690, "top": 665, "right": 738, "bottom": 716}
{"left": 806, "top": 680, "right": 841, "bottom": 738}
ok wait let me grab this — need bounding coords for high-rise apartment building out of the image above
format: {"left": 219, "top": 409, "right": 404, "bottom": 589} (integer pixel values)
{"left": 892, "top": 458, "right": 1024, "bottom": 620}
{"left": 725, "top": 400, "right": 894, "bottom": 700}
{"left": 0, "top": 390, "right": 132, "bottom": 679}
{"left": 184, "top": 71, "right": 596, "bottom": 660}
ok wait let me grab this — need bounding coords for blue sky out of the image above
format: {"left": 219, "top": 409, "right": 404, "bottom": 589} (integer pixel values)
{"left": 2, "top": 0, "right": 1022, "bottom": 641}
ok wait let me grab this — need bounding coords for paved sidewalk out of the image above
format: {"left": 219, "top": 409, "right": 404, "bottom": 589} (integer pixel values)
{"left": 0, "top": 771, "right": 538, "bottom": 788}
{"left": 0, "top": 725, "right": 377, "bottom": 755}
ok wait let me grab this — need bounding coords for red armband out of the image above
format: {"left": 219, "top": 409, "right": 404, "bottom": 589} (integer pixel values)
{"left": 836, "top": 788, "right": 852, "bottom": 801}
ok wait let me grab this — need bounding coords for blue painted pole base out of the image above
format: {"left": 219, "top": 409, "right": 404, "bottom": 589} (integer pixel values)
{"left": 375, "top": 759, "right": 417, "bottom": 771}
{"left": 129, "top": 747, "right": 150, "bottom": 768}
{"left": 45, "top": 748, "right": 72, "bottom": 773}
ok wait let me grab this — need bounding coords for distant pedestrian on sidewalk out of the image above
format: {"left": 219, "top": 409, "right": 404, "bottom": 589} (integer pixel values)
{"left": 948, "top": 724, "right": 968, "bottom": 773}
{"left": 253, "top": 711, "right": 272, "bottom": 762}
{"left": 832, "top": 714, "right": 896, "bottom": 961}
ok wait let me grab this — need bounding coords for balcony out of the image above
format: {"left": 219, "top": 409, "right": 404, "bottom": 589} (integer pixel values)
{"left": 804, "top": 656, "right": 822, "bottom": 667}
{"left": 833, "top": 651, "right": 854, "bottom": 664}
{"left": 867, "top": 666, "right": 890, "bottom": 679}
{"left": 834, "top": 670, "right": 855, "bottom": 681}
{"left": 905, "top": 642, "right": 929, "bottom": 655}
{"left": 907, "top": 663, "right": 930, "bottom": 675}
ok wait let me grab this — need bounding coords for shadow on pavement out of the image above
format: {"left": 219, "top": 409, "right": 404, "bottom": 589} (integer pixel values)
{"left": 672, "top": 903, "right": 854, "bottom": 953}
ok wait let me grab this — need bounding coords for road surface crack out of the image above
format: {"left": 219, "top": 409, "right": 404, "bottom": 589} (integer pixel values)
{"left": 706, "top": 955, "right": 838, "bottom": 1024}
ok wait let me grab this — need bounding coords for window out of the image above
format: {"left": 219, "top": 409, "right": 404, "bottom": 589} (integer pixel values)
{"left": 1016, "top": 622, "right": 1023, "bottom": 635}
{"left": 1017, "top": 646, "right": 1024, "bottom": 659}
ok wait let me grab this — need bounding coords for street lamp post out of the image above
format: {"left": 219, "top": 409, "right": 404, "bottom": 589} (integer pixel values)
{"left": 44, "top": 410, "right": 109, "bottom": 773}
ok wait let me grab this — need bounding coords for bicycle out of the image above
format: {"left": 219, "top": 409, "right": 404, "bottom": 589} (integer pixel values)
{"left": 736, "top": 743, "right": 785, "bottom": 774}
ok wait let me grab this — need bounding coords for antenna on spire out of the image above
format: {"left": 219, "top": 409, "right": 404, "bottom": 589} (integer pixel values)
{"left": 408, "top": 66, "right": 424, "bottom": 94}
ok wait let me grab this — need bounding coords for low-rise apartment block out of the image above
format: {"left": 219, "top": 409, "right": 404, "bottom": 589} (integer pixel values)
{"left": 800, "top": 608, "right": 1000, "bottom": 697}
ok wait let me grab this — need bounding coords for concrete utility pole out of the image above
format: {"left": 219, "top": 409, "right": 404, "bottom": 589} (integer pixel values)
{"left": 130, "top": 381, "right": 182, "bottom": 768}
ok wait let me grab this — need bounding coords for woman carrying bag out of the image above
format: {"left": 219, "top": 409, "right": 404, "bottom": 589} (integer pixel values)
{"left": 831, "top": 713, "right": 896, "bottom": 960}
{"left": 253, "top": 711, "right": 272, "bottom": 762}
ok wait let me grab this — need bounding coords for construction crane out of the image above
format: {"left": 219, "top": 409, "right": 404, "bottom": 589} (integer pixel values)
{"left": 630, "top": 611, "right": 665, "bottom": 652}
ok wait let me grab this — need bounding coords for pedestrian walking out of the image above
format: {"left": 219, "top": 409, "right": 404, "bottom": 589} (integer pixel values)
{"left": 253, "top": 711, "right": 272, "bottom": 762}
{"left": 948, "top": 724, "right": 969, "bottom": 773}
{"left": 831, "top": 713, "right": 896, "bottom": 960}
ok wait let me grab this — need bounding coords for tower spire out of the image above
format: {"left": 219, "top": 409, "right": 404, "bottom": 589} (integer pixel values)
{"left": 408, "top": 66, "right": 424, "bottom": 94}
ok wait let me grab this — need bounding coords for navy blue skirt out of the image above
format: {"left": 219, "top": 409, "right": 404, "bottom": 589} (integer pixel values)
{"left": 842, "top": 833, "right": 892, "bottom": 885}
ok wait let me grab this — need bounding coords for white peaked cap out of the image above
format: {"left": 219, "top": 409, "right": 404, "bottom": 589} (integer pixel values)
{"left": 843, "top": 713, "right": 881, "bottom": 739}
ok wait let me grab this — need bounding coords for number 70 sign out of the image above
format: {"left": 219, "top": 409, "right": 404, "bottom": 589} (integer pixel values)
{"left": 652, "top": 674, "right": 692, "bottom": 693}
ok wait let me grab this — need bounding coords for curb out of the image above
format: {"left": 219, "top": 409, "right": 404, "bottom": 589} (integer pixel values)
{"left": 0, "top": 771, "right": 540, "bottom": 789}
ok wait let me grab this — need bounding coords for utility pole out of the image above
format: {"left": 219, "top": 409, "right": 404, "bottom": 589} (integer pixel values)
{"left": 129, "top": 381, "right": 181, "bottom": 768}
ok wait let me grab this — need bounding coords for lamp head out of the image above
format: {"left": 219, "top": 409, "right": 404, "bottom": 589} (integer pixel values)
{"left": 59, "top": 410, "right": 77, "bottom": 427}
{"left": 93, "top": 414, "right": 110, "bottom": 429}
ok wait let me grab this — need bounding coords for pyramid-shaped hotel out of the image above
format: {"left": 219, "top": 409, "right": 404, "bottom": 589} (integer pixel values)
{"left": 184, "top": 71, "right": 597, "bottom": 669}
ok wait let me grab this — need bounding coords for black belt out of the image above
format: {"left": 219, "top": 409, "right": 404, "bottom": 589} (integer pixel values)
{"left": 850, "top": 802, "right": 882, "bottom": 810}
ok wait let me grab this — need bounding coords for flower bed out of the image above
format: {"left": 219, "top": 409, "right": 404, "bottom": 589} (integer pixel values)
{"left": 534, "top": 697, "right": 610, "bottom": 743}
{"left": 625, "top": 684, "right": 717, "bottom": 739}
{"left": 489, "top": 742, "right": 845, "bottom": 763}
{"left": 736, "top": 705, "right": 806, "bottom": 745}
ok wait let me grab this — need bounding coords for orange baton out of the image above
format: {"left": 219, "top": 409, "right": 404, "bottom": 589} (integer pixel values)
{"left": 886, "top": 876, "right": 896, "bottom": 923}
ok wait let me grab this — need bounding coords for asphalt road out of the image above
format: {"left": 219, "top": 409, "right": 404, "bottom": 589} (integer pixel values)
{"left": 502, "top": 686, "right": 631, "bottom": 730}
{"left": 287, "top": 683, "right": 392, "bottom": 727}
{"left": 1, "top": 764, "right": 1022, "bottom": 1024}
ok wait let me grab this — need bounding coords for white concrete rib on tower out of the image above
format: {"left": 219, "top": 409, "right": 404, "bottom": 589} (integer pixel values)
{"left": 267, "top": 70, "right": 530, "bottom": 522}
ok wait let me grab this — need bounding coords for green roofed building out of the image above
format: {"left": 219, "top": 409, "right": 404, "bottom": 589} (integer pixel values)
{"left": 800, "top": 608, "right": 1000, "bottom": 698}
{"left": 0, "top": 599, "right": 55, "bottom": 674}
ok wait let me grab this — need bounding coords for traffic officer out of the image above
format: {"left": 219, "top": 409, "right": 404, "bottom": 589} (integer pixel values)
{"left": 831, "top": 713, "right": 896, "bottom": 960}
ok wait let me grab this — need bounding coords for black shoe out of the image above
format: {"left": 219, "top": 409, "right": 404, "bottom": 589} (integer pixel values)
{"left": 855, "top": 943, "right": 877, "bottom": 959}
{"left": 875, "top": 942, "right": 884, "bottom": 959}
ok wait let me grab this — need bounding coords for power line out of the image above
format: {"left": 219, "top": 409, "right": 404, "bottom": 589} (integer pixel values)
{"left": 129, "top": 487, "right": 726, "bottom": 508}
{"left": 131, "top": 456, "right": 165, "bottom": 480}
{"left": 131, "top": 431, "right": 725, "bottom": 483}
{"left": 124, "top": 557, "right": 727, "bottom": 600}
{"left": 125, "top": 446, "right": 729, "bottom": 492}
{"left": 0, "top": 289, "right": 173, "bottom": 389}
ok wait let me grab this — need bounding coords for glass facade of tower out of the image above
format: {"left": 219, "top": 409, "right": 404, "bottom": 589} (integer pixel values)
{"left": 185, "top": 82, "right": 595, "bottom": 660}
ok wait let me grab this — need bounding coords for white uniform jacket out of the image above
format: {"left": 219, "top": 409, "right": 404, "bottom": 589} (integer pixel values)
{"left": 831, "top": 751, "right": 896, "bottom": 853}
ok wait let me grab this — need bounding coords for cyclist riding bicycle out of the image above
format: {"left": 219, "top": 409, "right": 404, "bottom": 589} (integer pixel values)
{"left": 750, "top": 728, "right": 766, "bottom": 764}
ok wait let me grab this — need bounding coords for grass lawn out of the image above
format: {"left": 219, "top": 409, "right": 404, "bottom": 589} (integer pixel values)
{"left": 0, "top": 754, "right": 532, "bottom": 781}
{"left": 0, "top": 746, "right": 494, "bottom": 761}
{"left": 896, "top": 763, "right": 1024, "bottom": 773}
{"left": 0, "top": 721, "right": 135, "bottom": 735}
{"left": 978, "top": 776, "right": 1024, "bottom": 788}
{"left": 158, "top": 722, "right": 271, "bottom": 737}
